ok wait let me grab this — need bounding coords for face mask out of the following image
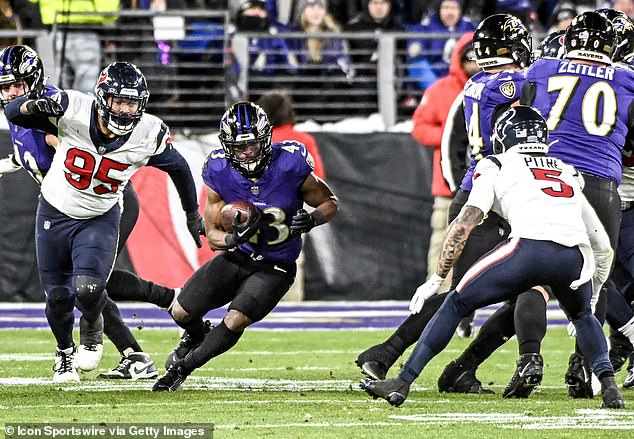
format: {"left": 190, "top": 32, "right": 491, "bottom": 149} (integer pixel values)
{"left": 238, "top": 15, "right": 268, "bottom": 31}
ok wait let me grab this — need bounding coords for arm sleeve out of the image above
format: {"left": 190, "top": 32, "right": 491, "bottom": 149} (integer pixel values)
{"left": 520, "top": 82, "right": 537, "bottom": 106}
{"left": 147, "top": 144, "right": 199, "bottom": 214}
{"left": 441, "top": 94, "right": 469, "bottom": 192}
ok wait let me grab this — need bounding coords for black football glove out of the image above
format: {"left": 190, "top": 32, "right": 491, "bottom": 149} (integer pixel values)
{"left": 25, "top": 97, "right": 64, "bottom": 117}
{"left": 290, "top": 208, "right": 316, "bottom": 235}
{"left": 225, "top": 208, "right": 262, "bottom": 248}
{"left": 186, "top": 211, "right": 205, "bottom": 248}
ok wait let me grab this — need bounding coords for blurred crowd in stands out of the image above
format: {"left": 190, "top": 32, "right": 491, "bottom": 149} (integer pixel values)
{"left": 0, "top": 0, "right": 632, "bottom": 121}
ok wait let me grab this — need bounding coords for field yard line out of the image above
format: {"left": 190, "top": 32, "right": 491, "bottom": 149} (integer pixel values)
{"left": 214, "top": 422, "right": 406, "bottom": 429}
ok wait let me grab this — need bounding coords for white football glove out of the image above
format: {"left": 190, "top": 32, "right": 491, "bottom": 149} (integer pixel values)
{"left": 409, "top": 273, "right": 444, "bottom": 314}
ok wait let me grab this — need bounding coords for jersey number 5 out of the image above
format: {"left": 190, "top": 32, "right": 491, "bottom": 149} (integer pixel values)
{"left": 530, "top": 168, "right": 574, "bottom": 198}
{"left": 64, "top": 148, "right": 130, "bottom": 194}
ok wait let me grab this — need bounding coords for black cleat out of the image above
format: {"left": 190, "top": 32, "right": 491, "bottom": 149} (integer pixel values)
{"left": 152, "top": 364, "right": 189, "bottom": 392}
{"left": 355, "top": 343, "right": 398, "bottom": 381}
{"left": 165, "top": 320, "right": 211, "bottom": 369}
{"left": 600, "top": 376, "right": 625, "bottom": 409}
{"left": 565, "top": 353, "right": 594, "bottom": 399}
{"left": 360, "top": 377, "right": 410, "bottom": 407}
{"left": 503, "top": 353, "right": 543, "bottom": 398}
{"left": 438, "top": 360, "right": 494, "bottom": 394}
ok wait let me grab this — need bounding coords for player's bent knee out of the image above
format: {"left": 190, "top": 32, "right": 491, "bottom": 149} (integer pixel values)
{"left": 224, "top": 310, "right": 252, "bottom": 332}
{"left": 533, "top": 285, "right": 550, "bottom": 302}
{"left": 171, "top": 301, "right": 190, "bottom": 323}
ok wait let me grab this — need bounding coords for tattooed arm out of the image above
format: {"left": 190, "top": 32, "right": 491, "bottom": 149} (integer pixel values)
{"left": 435, "top": 206, "right": 484, "bottom": 277}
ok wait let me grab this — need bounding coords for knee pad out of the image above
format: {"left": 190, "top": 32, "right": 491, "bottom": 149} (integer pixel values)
{"left": 74, "top": 275, "right": 107, "bottom": 318}
{"left": 447, "top": 291, "right": 476, "bottom": 318}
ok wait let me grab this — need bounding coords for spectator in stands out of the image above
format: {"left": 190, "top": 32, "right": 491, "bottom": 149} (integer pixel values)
{"left": 230, "top": 0, "right": 279, "bottom": 24}
{"left": 231, "top": 0, "right": 297, "bottom": 100}
{"left": 406, "top": 0, "right": 476, "bottom": 85}
{"left": 411, "top": 32, "right": 475, "bottom": 296}
{"left": 256, "top": 90, "right": 326, "bottom": 179}
{"left": 343, "top": 0, "right": 404, "bottom": 115}
{"left": 290, "top": 0, "right": 353, "bottom": 79}
{"left": 612, "top": 0, "right": 634, "bottom": 19}
{"left": 0, "top": 0, "right": 21, "bottom": 47}
{"left": 36, "top": 0, "right": 120, "bottom": 93}
{"left": 546, "top": 1, "right": 577, "bottom": 33}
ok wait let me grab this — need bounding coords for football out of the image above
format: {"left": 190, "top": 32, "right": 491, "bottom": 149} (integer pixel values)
{"left": 220, "top": 200, "right": 258, "bottom": 233}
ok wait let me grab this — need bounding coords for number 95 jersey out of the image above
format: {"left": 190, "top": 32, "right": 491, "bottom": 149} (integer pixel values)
{"left": 525, "top": 58, "right": 634, "bottom": 183}
{"left": 41, "top": 90, "right": 169, "bottom": 219}
{"left": 203, "top": 141, "right": 314, "bottom": 263}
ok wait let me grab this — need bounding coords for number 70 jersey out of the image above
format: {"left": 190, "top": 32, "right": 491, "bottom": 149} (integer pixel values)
{"left": 41, "top": 90, "right": 169, "bottom": 219}
{"left": 525, "top": 58, "right": 634, "bottom": 184}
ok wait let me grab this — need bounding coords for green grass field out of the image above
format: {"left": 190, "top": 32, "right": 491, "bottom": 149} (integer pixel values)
{"left": 1, "top": 327, "right": 633, "bottom": 438}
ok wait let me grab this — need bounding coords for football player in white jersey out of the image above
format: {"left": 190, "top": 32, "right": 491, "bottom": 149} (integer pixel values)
{"left": 361, "top": 106, "right": 625, "bottom": 409}
{"left": 4, "top": 62, "right": 204, "bottom": 383}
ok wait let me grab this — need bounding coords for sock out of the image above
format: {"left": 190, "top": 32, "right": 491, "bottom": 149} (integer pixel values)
{"left": 515, "top": 289, "right": 547, "bottom": 355}
{"left": 182, "top": 321, "right": 243, "bottom": 371}
{"left": 177, "top": 318, "right": 208, "bottom": 341}
{"left": 101, "top": 298, "right": 143, "bottom": 353}
{"left": 107, "top": 269, "right": 175, "bottom": 309}
{"left": 455, "top": 301, "right": 516, "bottom": 370}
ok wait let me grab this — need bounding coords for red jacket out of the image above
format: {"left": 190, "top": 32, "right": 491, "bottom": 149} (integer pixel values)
{"left": 272, "top": 124, "right": 326, "bottom": 179}
{"left": 411, "top": 32, "right": 473, "bottom": 197}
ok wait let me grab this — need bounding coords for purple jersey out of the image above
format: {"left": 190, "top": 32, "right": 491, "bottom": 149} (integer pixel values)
{"left": 202, "top": 140, "right": 314, "bottom": 263}
{"left": 6, "top": 84, "right": 61, "bottom": 184}
{"left": 527, "top": 58, "right": 634, "bottom": 183}
{"left": 460, "top": 69, "right": 526, "bottom": 191}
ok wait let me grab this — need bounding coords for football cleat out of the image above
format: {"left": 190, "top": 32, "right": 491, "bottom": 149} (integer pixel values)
{"left": 96, "top": 352, "right": 159, "bottom": 380}
{"left": 438, "top": 360, "right": 494, "bottom": 394}
{"left": 503, "top": 353, "right": 543, "bottom": 398}
{"left": 152, "top": 364, "right": 189, "bottom": 392}
{"left": 360, "top": 377, "right": 410, "bottom": 407}
{"left": 164, "top": 320, "right": 211, "bottom": 369}
{"left": 355, "top": 343, "right": 399, "bottom": 381}
{"left": 76, "top": 343, "right": 104, "bottom": 372}
{"left": 53, "top": 346, "right": 80, "bottom": 383}
{"left": 77, "top": 314, "right": 104, "bottom": 371}
{"left": 600, "top": 376, "right": 625, "bottom": 409}
{"left": 565, "top": 352, "right": 594, "bottom": 399}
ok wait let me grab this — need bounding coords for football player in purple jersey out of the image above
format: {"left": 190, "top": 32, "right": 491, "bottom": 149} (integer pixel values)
{"left": 152, "top": 101, "right": 338, "bottom": 391}
{"left": 521, "top": 11, "right": 634, "bottom": 398}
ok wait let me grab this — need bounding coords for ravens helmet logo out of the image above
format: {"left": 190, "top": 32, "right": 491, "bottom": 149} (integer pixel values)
{"left": 502, "top": 17, "right": 524, "bottom": 34}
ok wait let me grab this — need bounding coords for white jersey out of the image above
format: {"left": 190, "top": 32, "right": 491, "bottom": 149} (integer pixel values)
{"left": 465, "top": 151, "right": 610, "bottom": 286}
{"left": 40, "top": 90, "right": 169, "bottom": 219}
{"left": 466, "top": 152, "right": 589, "bottom": 246}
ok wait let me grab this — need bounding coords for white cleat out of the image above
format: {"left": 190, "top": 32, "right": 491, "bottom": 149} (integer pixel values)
{"left": 76, "top": 343, "right": 104, "bottom": 372}
{"left": 53, "top": 346, "right": 80, "bottom": 383}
